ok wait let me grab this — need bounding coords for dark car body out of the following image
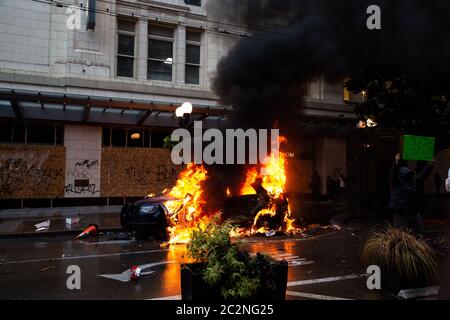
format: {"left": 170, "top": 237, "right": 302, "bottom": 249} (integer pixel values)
{"left": 120, "top": 197, "right": 173, "bottom": 239}
{"left": 121, "top": 193, "right": 287, "bottom": 239}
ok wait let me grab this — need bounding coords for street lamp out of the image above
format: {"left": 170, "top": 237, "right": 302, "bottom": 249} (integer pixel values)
{"left": 357, "top": 118, "right": 378, "bottom": 129}
{"left": 176, "top": 102, "right": 193, "bottom": 128}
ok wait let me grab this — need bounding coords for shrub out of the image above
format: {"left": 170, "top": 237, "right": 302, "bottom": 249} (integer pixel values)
{"left": 362, "top": 225, "right": 437, "bottom": 290}
{"left": 186, "top": 215, "right": 280, "bottom": 300}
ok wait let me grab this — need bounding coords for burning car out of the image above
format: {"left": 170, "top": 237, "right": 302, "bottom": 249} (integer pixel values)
{"left": 120, "top": 197, "right": 172, "bottom": 240}
{"left": 122, "top": 136, "right": 298, "bottom": 243}
{"left": 121, "top": 187, "right": 289, "bottom": 241}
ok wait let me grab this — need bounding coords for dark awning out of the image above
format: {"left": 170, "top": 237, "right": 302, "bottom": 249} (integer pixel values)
{"left": 0, "top": 89, "right": 228, "bottom": 128}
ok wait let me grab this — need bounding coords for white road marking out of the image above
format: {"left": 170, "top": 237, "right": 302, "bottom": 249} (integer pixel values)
{"left": 150, "top": 295, "right": 182, "bottom": 300}
{"left": 78, "top": 240, "right": 135, "bottom": 246}
{"left": 286, "top": 290, "right": 351, "bottom": 300}
{"left": 249, "top": 251, "right": 314, "bottom": 267}
{"left": 0, "top": 249, "right": 169, "bottom": 265}
{"left": 149, "top": 273, "right": 367, "bottom": 300}
{"left": 287, "top": 274, "right": 367, "bottom": 287}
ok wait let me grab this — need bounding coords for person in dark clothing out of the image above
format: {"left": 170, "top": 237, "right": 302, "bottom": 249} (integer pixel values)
{"left": 309, "top": 171, "right": 321, "bottom": 200}
{"left": 326, "top": 176, "right": 334, "bottom": 200}
{"left": 389, "top": 153, "right": 435, "bottom": 235}
{"left": 434, "top": 173, "right": 443, "bottom": 194}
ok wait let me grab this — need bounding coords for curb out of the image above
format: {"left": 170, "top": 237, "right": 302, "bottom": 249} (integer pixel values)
{"left": 0, "top": 227, "right": 123, "bottom": 239}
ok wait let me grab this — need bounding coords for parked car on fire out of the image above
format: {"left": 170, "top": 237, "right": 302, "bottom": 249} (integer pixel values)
{"left": 120, "top": 197, "right": 173, "bottom": 240}
{"left": 121, "top": 186, "right": 288, "bottom": 240}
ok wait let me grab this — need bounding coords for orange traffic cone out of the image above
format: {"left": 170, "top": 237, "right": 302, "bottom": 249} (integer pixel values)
{"left": 76, "top": 224, "right": 99, "bottom": 239}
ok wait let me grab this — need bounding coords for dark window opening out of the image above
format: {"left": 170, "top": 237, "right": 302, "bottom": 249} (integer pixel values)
{"left": 117, "top": 19, "right": 136, "bottom": 78}
{"left": 111, "top": 128, "right": 126, "bottom": 147}
{"left": 143, "top": 130, "right": 151, "bottom": 148}
{"left": 184, "top": 0, "right": 201, "bottom": 6}
{"left": 103, "top": 127, "right": 111, "bottom": 146}
{"left": 13, "top": 123, "right": 25, "bottom": 143}
{"left": 55, "top": 125, "right": 64, "bottom": 145}
{"left": 185, "top": 30, "right": 201, "bottom": 85}
{"left": 0, "top": 123, "right": 12, "bottom": 143}
{"left": 148, "top": 24, "right": 174, "bottom": 82}
{"left": 127, "top": 129, "right": 144, "bottom": 147}
{"left": 151, "top": 131, "right": 169, "bottom": 148}
{"left": 27, "top": 124, "right": 56, "bottom": 145}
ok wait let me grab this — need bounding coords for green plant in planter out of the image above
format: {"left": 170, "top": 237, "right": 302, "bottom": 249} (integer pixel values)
{"left": 362, "top": 225, "right": 437, "bottom": 291}
{"left": 186, "top": 215, "right": 280, "bottom": 300}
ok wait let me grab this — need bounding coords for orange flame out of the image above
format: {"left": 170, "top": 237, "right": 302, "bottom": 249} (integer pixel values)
{"left": 161, "top": 136, "right": 300, "bottom": 245}
{"left": 163, "top": 163, "right": 210, "bottom": 245}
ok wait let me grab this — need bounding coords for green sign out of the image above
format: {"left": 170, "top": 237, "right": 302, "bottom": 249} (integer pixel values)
{"left": 402, "top": 135, "right": 435, "bottom": 161}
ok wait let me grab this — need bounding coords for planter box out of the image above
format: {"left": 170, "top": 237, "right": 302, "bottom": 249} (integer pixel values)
{"left": 181, "top": 261, "right": 288, "bottom": 301}
{"left": 381, "top": 267, "right": 431, "bottom": 295}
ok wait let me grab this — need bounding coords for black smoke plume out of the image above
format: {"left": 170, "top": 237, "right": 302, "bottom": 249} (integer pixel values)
{"left": 209, "top": 0, "right": 450, "bottom": 131}
{"left": 201, "top": 0, "right": 450, "bottom": 208}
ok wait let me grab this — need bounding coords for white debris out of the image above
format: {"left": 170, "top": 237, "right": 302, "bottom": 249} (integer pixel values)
{"left": 65, "top": 218, "right": 80, "bottom": 225}
{"left": 34, "top": 220, "right": 50, "bottom": 232}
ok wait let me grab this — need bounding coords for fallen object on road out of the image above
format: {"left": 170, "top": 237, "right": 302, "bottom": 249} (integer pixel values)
{"left": 99, "top": 261, "right": 176, "bottom": 282}
{"left": 65, "top": 217, "right": 80, "bottom": 226}
{"left": 130, "top": 266, "right": 141, "bottom": 281}
{"left": 39, "top": 266, "right": 56, "bottom": 273}
{"left": 34, "top": 220, "right": 50, "bottom": 232}
{"left": 75, "top": 224, "right": 99, "bottom": 239}
{"left": 398, "top": 286, "right": 440, "bottom": 300}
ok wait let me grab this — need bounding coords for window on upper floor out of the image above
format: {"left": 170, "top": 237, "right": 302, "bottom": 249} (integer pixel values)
{"left": 117, "top": 19, "right": 136, "bottom": 78}
{"left": 184, "top": 0, "right": 201, "bottom": 7}
{"left": 185, "top": 29, "right": 202, "bottom": 85}
{"left": 148, "top": 24, "right": 175, "bottom": 82}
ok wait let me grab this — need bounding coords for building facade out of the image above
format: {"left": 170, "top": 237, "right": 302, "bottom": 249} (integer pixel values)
{"left": 0, "top": 0, "right": 357, "bottom": 208}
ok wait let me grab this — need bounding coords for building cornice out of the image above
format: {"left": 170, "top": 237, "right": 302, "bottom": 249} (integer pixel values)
{"left": 0, "top": 72, "right": 218, "bottom": 101}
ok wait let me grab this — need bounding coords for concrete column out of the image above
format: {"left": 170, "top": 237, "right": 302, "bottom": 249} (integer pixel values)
{"left": 175, "top": 25, "right": 186, "bottom": 85}
{"left": 64, "top": 125, "right": 102, "bottom": 198}
{"left": 136, "top": 19, "right": 148, "bottom": 81}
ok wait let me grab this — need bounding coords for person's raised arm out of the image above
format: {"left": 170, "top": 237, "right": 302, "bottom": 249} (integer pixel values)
{"left": 416, "top": 158, "right": 436, "bottom": 183}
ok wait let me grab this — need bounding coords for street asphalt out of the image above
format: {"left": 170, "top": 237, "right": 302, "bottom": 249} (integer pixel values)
{"left": 0, "top": 226, "right": 410, "bottom": 300}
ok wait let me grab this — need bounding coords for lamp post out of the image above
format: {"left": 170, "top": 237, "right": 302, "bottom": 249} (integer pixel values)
{"left": 176, "top": 102, "right": 193, "bottom": 128}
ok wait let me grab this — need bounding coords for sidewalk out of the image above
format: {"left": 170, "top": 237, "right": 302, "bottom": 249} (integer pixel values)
{"left": 0, "top": 206, "right": 122, "bottom": 238}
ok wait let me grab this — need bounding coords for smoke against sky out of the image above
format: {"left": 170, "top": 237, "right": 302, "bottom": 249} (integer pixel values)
{"left": 208, "top": 0, "right": 450, "bottom": 130}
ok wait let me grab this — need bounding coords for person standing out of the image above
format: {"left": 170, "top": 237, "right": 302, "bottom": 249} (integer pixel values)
{"left": 434, "top": 172, "right": 443, "bottom": 194}
{"left": 309, "top": 171, "right": 321, "bottom": 200}
{"left": 389, "top": 153, "right": 435, "bottom": 235}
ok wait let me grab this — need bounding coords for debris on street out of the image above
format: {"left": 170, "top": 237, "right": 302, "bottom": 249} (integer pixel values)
{"left": 99, "top": 261, "right": 177, "bottom": 283}
{"left": 39, "top": 266, "right": 56, "bottom": 273}
{"left": 130, "top": 266, "right": 141, "bottom": 281}
{"left": 65, "top": 217, "right": 80, "bottom": 226}
{"left": 34, "top": 220, "right": 50, "bottom": 232}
